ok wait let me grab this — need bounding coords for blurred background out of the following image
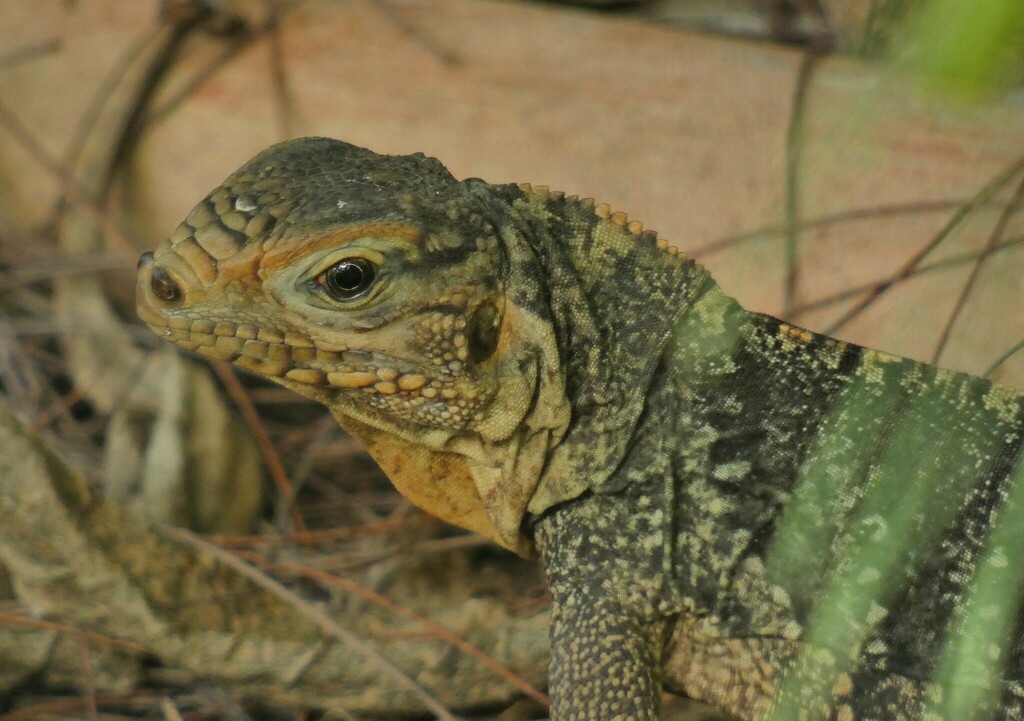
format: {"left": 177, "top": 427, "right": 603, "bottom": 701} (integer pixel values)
{"left": 0, "top": 1, "right": 1022, "bottom": 719}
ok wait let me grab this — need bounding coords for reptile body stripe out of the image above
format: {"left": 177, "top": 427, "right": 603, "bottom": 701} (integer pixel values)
{"left": 765, "top": 367, "right": 1024, "bottom": 720}
{"left": 138, "top": 138, "right": 1024, "bottom": 721}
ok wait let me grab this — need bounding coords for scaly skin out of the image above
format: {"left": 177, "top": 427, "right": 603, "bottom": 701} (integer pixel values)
{"left": 139, "top": 137, "right": 1024, "bottom": 720}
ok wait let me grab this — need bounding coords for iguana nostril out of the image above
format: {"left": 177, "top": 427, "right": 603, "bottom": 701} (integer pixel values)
{"left": 150, "top": 265, "right": 183, "bottom": 303}
{"left": 137, "top": 251, "right": 155, "bottom": 269}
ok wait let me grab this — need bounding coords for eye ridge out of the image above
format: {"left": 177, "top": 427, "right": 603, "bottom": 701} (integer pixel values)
{"left": 318, "top": 258, "right": 377, "bottom": 301}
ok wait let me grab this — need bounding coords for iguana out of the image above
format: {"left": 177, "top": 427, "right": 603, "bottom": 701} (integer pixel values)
{"left": 137, "top": 137, "right": 1024, "bottom": 721}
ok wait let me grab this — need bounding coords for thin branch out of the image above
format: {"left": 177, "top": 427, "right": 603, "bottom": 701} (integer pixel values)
{"left": 99, "top": 13, "right": 212, "bottom": 201}
{"left": 0, "top": 694, "right": 163, "bottom": 721}
{"left": 0, "top": 611, "right": 148, "bottom": 654}
{"left": 0, "top": 253, "right": 135, "bottom": 292}
{"left": 0, "top": 319, "right": 163, "bottom": 348}
{"left": 0, "top": 38, "right": 62, "bottom": 69}
{"left": 143, "top": 5, "right": 294, "bottom": 130}
{"left": 824, "top": 153, "right": 1024, "bottom": 336}
{"left": 208, "top": 360, "right": 307, "bottom": 534}
{"left": 209, "top": 514, "right": 417, "bottom": 547}
{"left": 691, "top": 200, "right": 973, "bottom": 258}
{"left": 0, "top": 98, "right": 137, "bottom": 255}
{"left": 159, "top": 697, "right": 186, "bottom": 721}
{"left": 58, "top": 26, "right": 162, "bottom": 187}
{"left": 79, "top": 637, "right": 99, "bottom": 721}
{"left": 247, "top": 554, "right": 550, "bottom": 707}
{"left": 368, "top": 0, "right": 459, "bottom": 66}
{"left": 984, "top": 338, "right": 1024, "bottom": 379}
{"left": 931, "top": 172, "right": 1024, "bottom": 364}
{"left": 787, "top": 235, "right": 1024, "bottom": 319}
{"left": 267, "top": 2, "right": 297, "bottom": 138}
{"left": 155, "top": 525, "right": 462, "bottom": 721}
{"left": 783, "top": 52, "right": 818, "bottom": 314}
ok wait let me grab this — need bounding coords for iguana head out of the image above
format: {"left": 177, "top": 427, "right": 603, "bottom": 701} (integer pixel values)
{"left": 139, "top": 137, "right": 708, "bottom": 554}
{"left": 137, "top": 137, "right": 570, "bottom": 554}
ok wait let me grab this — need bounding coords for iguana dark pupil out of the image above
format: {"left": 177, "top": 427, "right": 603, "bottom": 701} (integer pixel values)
{"left": 150, "top": 266, "right": 181, "bottom": 303}
{"left": 323, "top": 259, "right": 374, "bottom": 299}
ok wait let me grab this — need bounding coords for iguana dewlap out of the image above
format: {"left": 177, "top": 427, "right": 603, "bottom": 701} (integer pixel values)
{"left": 138, "top": 137, "right": 1024, "bottom": 721}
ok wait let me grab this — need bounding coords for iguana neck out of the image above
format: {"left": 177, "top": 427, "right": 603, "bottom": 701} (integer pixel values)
{"left": 487, "top": 184, "right": 712, "bottom": 515}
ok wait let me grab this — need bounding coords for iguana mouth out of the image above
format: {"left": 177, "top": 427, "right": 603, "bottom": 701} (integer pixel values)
{"left": 141, "top": 311, "right": 434, "bottom": 396}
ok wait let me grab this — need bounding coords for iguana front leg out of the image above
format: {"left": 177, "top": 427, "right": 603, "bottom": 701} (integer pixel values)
{"left": 535, "top": 492, "right": 671, "bottom": 720}
{"left": 547, "top": 588, "right": 665, "bottom": 720}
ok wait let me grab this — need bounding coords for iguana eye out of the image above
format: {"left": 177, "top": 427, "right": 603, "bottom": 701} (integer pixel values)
{"left": 150, "top": 266, "right": 182, "bottom": 303}
{"left": 317, "top": 258, "right": 377, "bottom": 301}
